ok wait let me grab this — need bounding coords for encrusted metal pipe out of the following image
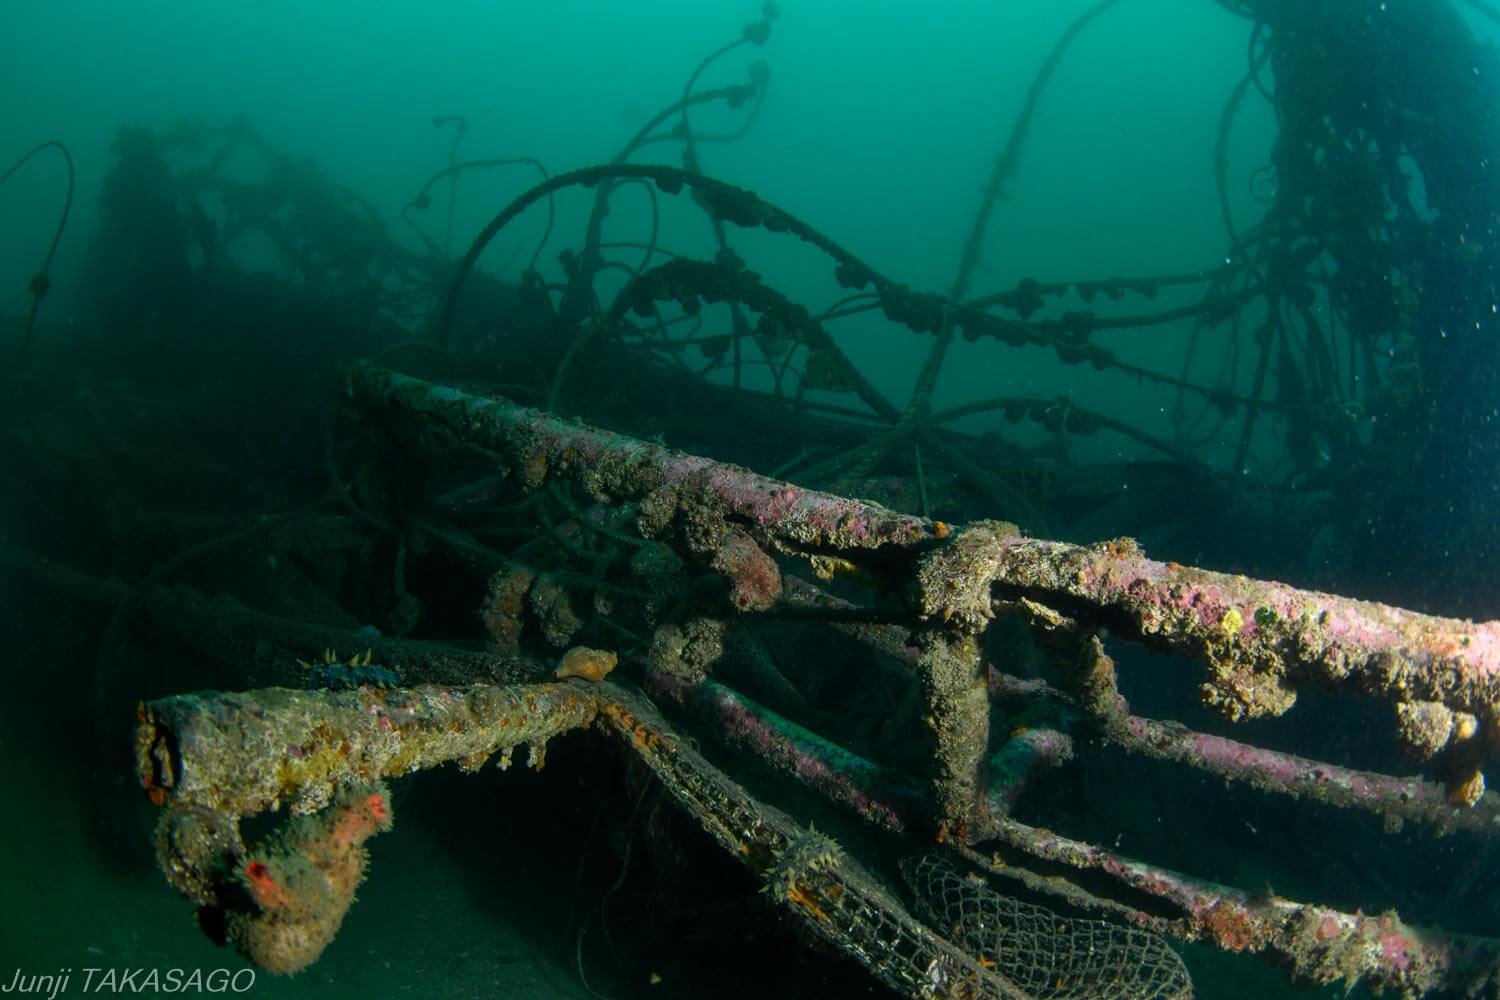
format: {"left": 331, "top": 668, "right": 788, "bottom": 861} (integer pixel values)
{"left": 137, "top": 681, "right": 599, "bottom": 818}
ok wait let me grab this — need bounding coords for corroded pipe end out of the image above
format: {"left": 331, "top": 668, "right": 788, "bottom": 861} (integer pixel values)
{"left": 136, "top": 699, "right": 182, "bottom": 808}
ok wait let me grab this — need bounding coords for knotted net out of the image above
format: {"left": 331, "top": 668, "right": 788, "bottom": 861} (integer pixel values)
{"left": 902, "top": 853, "right": 1193, "bottom": 1000}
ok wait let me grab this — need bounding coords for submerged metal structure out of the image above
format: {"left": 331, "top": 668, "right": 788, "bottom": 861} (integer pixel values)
{"left": 2, "top": 0, "right": 1496, "bottom": 995}
{"left": 129, "top": 365, "right": 1500, "bottom": 997}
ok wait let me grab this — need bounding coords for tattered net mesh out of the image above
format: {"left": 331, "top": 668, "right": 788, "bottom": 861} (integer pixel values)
{"left": 604, "top": 691, "right": 1028, "bottom": 998}
{"left": 606, "top": 690, "right": 1193, "bottom": 1000}
{"left": 902, "top": 853, "right": 1193, "bottom": 1000}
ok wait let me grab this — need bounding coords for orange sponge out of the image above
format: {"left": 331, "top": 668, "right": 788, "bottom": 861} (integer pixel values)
{"left": 228, "top": 783, "right": 393, "bottom": 974}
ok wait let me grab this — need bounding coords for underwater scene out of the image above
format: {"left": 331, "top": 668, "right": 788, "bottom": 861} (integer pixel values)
{"left": 4, "top": 1, "right": 1500, "bottom": 997}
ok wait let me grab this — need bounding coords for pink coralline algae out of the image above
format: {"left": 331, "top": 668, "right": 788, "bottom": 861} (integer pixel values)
{"left": 711, "top": 526, "right": 783, "bottom": 612}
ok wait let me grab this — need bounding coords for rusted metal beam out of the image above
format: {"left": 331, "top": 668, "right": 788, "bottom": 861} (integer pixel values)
{"left": 137, "top": 681, "right": 599, "bottom": 818}
{"left": 350, "top": 365, "right": 1500, "bottom": 794}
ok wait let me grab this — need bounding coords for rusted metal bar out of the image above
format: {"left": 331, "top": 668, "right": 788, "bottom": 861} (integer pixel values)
{"left": 634, "top": 665, "right": 1499, "bottom": 997}
{"left": 795, "top": 570, "right": 1500, "bottom": 833}
{"left": 350, "top": 367, "right": 1500, "bottom": 802}
{"left": 136, "top": 681, "right": 599, "bottom": 818}
{"left": 345, "top": 363, "right": 936, "bottom": 555}
{"left": 645, "top": 671, "right": 923, "bottom": 831}
{"left": 781, "top": 573, "right": 924, "bottom": 662}
{"left": 985, "top": 725, "right": 1073, "bottom": 815}
{"left": 987, "top": 671, "right": 1500, "bottom": 835}
{"left": 984, "top": 536, "right": 1500, "bottom": 779}
{"left": 910, "top": 629, "right": 992, "bottom": 841}
{"left": 964, "top": 820, "right": 1500, "bottom": 998}
{"left": 1004, "top": 595, "right": 1129, "bottom": 724}
{"left": 1115, "top": 714, "right": 1500, "bottom": 835}
{"left": 906, "top": 521, "right": 1030, "bottom": 840}
{"left": 592, "top": 683, "right": 1030, "bottom": 1000}
{"left": 648, "top": 661, "right": 1070, "bottom": 830}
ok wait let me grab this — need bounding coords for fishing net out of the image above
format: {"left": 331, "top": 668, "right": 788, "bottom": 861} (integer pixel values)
{"left": 599, "top": 688, "right": 1034, "bottom": 999}
{"left": 902, "top": 853, "right": 1193, "bottom": 1000}
{"left": 600, "top": 687, "right": 1196, "bottom": 1000}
